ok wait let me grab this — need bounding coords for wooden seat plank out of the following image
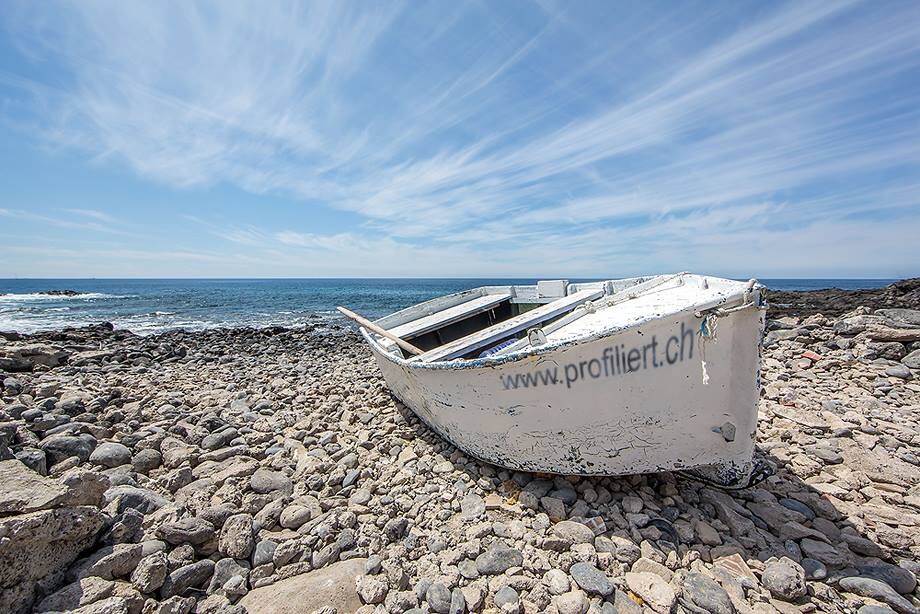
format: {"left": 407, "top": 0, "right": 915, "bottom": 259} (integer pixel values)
{"left": 415, "top": 288, "right": 604, "bottom": 363}
{"left": 386, "top": 293, "right": 511, "bottom": 340}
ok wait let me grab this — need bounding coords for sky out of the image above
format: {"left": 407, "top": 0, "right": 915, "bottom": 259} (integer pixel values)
{"left": 0, "top": 1, "right": 919, "bottom": 279}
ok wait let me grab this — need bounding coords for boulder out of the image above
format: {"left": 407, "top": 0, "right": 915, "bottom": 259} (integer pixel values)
{"left": 238, "top": 558, "right": 367, "bottom": 614}
{"left": 0, "top": 506, "right": 105, "bottom": 613}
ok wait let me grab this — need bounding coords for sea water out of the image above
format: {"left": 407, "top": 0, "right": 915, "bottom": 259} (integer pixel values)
{"left": 0, "top": 278, "right": 897, "bottom": 334}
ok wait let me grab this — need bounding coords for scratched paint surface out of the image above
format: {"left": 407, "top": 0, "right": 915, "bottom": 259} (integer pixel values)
{"left": 369, "top": 305, "right": 765, "bottom": 477}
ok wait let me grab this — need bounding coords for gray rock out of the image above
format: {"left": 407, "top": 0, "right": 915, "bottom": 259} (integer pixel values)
{"left": 39, "top": 435, "right": 96, "bottom": 466}
{"left": 857, "top": 564, "right": 918, "bottom": 595}
{"left": 219, "top": 513, "right": 255, "bottom": 559}
{"left": 800, "top": 537, "right": 847, "bottom": 567}
{"left": 549, "top": 521, "right": 595, "bottom": 547}
{"left": 208, "top": 557, "right": 250, "bottom": 594}
{"left": 0, "top": 458, "right": 67, "bottom": 513}
{"left": 886, "top": 364, "right": 912, "bottom": 379}
{"left": 253, "top": 540, "right": 278, "bottom": 567}
{"left": 625, "top": 572, "right": 676, "bottom": 613}
{"left": 681, "top": 571, "right": 734, "bottom": 614}
{"left": 762, "top": 557, "right": 806, "bottom": 601}
{"left": 73, "top": 543, "right": 143, "bottom": 581}
{"left": 89, "top": 442, "right": 132, "bottom": 468}
{"left": 103, "top": 485, "right": 168, "bottom": 514}
{"left": 249, "top": 469, "right": 293, "bottom": 494}
{"left": 475, "top": 543, "right": 523, "bottom": 574}
{"left": 460, "top": 493, "right": 485, "bottom": 520}
{"left": 449, "top": 588, "right": 466, "bottom": 614}
{"left": 839, "top": 577, "right": 918, "bottom": 614}
{"left": 131, "top": 449, "right": 161, "bottom": 473}
{"left": 426, "top": 581, "right": 452, "bottom": 613}
{"left": 902, "top": 349, "right": 920, "bottom": 369}
{"left": 14, "top": 448, "right": 47, "bottom": 475}
{"left": 131, "top": 551, "right": 168, "bottom": 593}
{"left": 802, "top": 557, "right": 827, "bottom": 580}
{"left": 160, "top": 559, "right": 216, "bottom": 599}
{"left": 493, "top": 586, "right": 519, "bottom": 613}
{"left": 156, "top": 517, "right": 215, "bottom": 546}
{"left": 569, "top": 562, "right": 613, "bottom": 597}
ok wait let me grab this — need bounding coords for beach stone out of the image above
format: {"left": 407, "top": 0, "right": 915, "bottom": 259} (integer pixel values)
{"left": 89, "top": 442, "right": 131, "bottom": 468}
{"left": 40, "top": 435, "right": 95, "bottom": 466}
{"left": 460, "top": 493, "right": 485, "bottom": 519}
{"left": 858, "top": 564, "right": 918, "bottom": 595}
{"left": 449, "top": 588, "right": 466, "bottom": 614}
{"left": 0, "top": 458, "right": 67, "bottom": 513}
{"left": 544, "top": 569, "right": 570, "bottom": 595}
{"left": 550, "top": 520, "right": 595, "bottom": 547}
{"left": 800, "top": 537, "right": 847, "bottom": 567}
{"left": 160, "top": 559, "right": 215, "bottom": 599}
{"left": 426, "top": 581, "right": 452, "bottom": 613}
{"left": 219, "top": 513, "right": 255, "bottom": 559}
{"left": 103, "top": 485, "right": 168, "bottom": 514}
{"left": 131, "top": 449, "right": 161, "bottom": 473}
{"left": 762, "top": 557, "right": 807, "bottom": 601}
{"left": 493, "top": 586, "right": 519, "bottom": 613}
{"left": 130, "top": 552, "right": 168, "bottom": 593}
{"left": 73, "top": 543, "right": 143, "bottom": 580}
{"left": 802, "top": 557, "right": 827, "bottom": 580}
{"left": 902, "top": 349, "right": 920, "bottom": 368}
{"left": 34, "top": 576, "right": 115, "bottom": 612}
{"left": 838, "top": 576, "right": 918, "bottom": 614}
{"left": 238, "top": 558, "right": 366, "bottom": 614}
{"left": 249, "top": 468, "right": 292, "bottom": 494}
{"left": 475, "top": 543, "right": 523, "bottom": 574}
{"left": 208, "top": 558, "right": 250, "bottom": 595}
{"left": 681, "top": 570, "right": 734, "bottom": 614}
{"left": 555, "top": 590, "right": 589, "bottom": 614}
{"left": 253, "top": 540, "right": 277, "bottom": 567}
{"left": 156, "top": 517, "right": 215, "bottom": 546}
{"left": 625, "top": 572, "right": 676, "bottom": 613}
{"left": 568, "top": 562, "right": 613, "bottom": 596}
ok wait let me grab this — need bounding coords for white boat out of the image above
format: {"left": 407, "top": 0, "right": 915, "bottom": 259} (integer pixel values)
{"left": 349, "top": 273, "right": 766, "bottom": 486}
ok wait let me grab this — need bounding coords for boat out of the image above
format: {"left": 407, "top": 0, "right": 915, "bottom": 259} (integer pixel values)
{"left": 342, "top": 273, "right": 767, "bottom": 487}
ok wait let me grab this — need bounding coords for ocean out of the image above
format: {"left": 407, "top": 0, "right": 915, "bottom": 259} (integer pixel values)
{"left": 0, "top": 278, "right": 898, "bottom": 335}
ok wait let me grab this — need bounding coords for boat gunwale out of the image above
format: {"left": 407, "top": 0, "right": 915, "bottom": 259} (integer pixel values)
{"left": 362, "top": 279, "right": 765, "bottom": 372}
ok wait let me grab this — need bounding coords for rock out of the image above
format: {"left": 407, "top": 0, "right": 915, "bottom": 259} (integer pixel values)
{"left": 72, "top": 543, "right": 144, "bottom": 581}
{"left": 555, "top": 590, "right": 589, "bottom": 614}
{"left": 89, "top": 442, "right": 132, "bottom": 468}
{"left": 0, "top": 458, "right": 67, "bottom": 513}
{"left": 0, "top": 343, "right": 70, "bottom": 371}
{"left": 219, "top": 513, "right": 255, "bottom": 559}
{"left": 857, "top": 564, "right": 918, "bottom": 595}
{"left": 208, "top": 557, "right": 250, "bottom": 595}
{"left": 35, "top": 577, "right": 115, "bottom": 612}
{"left": 625, "top": 572, "right": 676, "bottom": 614}
{"left": 902, "top": 348, "right": 920, "bottom": 368}
{"left": 800, "top": 537, "right": 848, "bottom": 567}
{"left": 156, "top": 517, "right": 215, "bottom": 546}
{"left": 761, "top": 557, "right": 807, "bottom": 601}
{"left": 238, "top": 558, "right": 367, "bottom": 614}
{"left": 131, "top": 449, "right": 161, "bottom": 473}
{"left": 694, "top": 519, "right": 722, "bottom": 546}
{"left": 460, "top": 493, "right": 485, "bottom": 520}
{"left": 449, "top": 588, "right": 466, "bottom": 614}
{"left": 549, "top": 520, "right": 595, "bottom": 547}
{"left": 103, "top": 485, "right": 168, "bottom": 514}
{"left": 494, "top": 586, "right": 519, "bottom": 613}
{"left": 568, "top": 562, "right": 613, "bottom": 596}
{"left": 475, "top": 543, "right": 523, "bottom": 574}
{"left": 681, "top": 571, "right": 734, "bottom": 614}
{"left": 838, "top": 576, "right": 919, "bottom": 614}
{"left": 595, "top": 535, "right": 640, "bottom": 565}
{"left": 249, "top": 468, "right": 293, "bottom": 494}
{"left": 0, "top": 506, "right": 105, "bottom": 613}
{"left": 544, "top": 569, "right": 570, "bottom": 595}
{"left": 130, "top": 552, "right": 168, "bottom": 593}
{"left": 39, "top": 435, "right": 96, "bottom": 466}
{"left": 253, "top": 540, "right": 278, "bottom": 567}
{"left": 160, "top": 559, "right": 216, "bottom": 599}
{"left": 425, "top": 581, "right": 452, "bottom": 613}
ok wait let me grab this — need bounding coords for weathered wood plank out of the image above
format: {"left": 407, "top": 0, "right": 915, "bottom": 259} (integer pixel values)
{"left": 415, "top": 288, "right": 605, "bottom": 363}
{"left": 388, "top": 293, "right": 512, "bottom": 340}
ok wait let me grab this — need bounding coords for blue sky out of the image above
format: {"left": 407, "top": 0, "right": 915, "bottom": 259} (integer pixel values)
{"left": 1, "top": 0, "right": 918, "bottom": 278}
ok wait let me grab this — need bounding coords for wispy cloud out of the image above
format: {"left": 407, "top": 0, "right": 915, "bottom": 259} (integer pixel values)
{"left": 1, "top": 0, "right": 919, "bottom": 276}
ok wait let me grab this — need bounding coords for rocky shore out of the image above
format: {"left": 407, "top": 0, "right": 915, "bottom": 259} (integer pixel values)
{"left": 1, "top": 283, "right": 919, "bottom": 614}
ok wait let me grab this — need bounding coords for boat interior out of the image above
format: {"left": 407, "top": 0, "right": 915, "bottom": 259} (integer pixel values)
{"left": 369, "top": 274, "right": 758, "bottom": 363}
{"left": 371, "top": 277, "right": 649, "bottom": 362}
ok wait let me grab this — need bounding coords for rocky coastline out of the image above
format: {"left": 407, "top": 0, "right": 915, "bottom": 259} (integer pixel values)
{"left": 1, "top": 282, "right": 919, "bottom": 614}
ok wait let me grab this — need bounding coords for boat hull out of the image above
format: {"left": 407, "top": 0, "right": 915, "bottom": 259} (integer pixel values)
{"left": 367, "top": 305, "right": 764, "bottom": 478}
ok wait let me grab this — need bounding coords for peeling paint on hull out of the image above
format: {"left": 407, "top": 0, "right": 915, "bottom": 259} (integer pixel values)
{"left": 364, "top": 296, "right": 765, "bottom": 478}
